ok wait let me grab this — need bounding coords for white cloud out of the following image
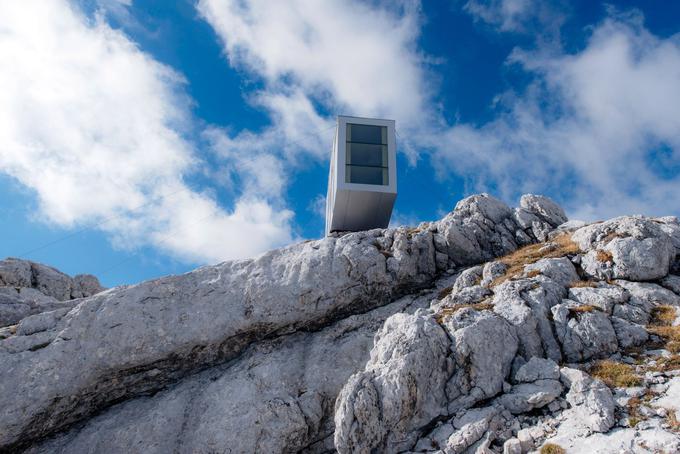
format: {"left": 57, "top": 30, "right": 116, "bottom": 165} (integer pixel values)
{"left": 198, "top": 0, "right": 427, "bottom": 123}
{"left": 463, "top": 0, "right": 566, "bottom": 41}
{"left": 197, "top": 0, "right": 432, "bottom": 165}
{"left": 432, "top": 13, "right": 680, "bottom": 219}
{"left": 198, "top": 0, "right": 680, "bottom": 223}
{"left": 0, "top": 0, "right": 294, "bottom": 264}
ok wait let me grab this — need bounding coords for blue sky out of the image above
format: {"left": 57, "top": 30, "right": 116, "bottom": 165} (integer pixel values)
{"left": 1, "top": 0, "right": 680, "bottom": 288}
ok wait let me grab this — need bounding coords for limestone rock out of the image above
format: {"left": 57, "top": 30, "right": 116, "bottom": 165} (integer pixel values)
{"left": 552, "top": 302, "right": 618, "bottom": 362}
{"left": 497, "top": 379, "right": 563, "bottom": 414}
{"left": 443, "top": 309, "right": 518, "bottom": 412}
{"left": 561, "top": 368, "right": 616, "bottom": 433}
{"left": 334, "top": 311, "right": 452, "bottom": 453}
{"left": 524, "top": 257, "right": 578, "bottom": 288}
{"left": 520, "top": 194, "right": 568, "bottom": 228}
{"left": 514, "top": 357, "right": 561, "bottom": 383}
{"left": 481, "top": 260, "right": 508, "bottom": 287}
{"left": 0, "top": 287, "right": 73, "bottom": 327}
{"left": 0, "top": 194, "right": 549, "bottom": 451}
{"left": 611, "top": 316, "right": 648, "bottom": 349}
{"left": 573, "top": 217, "right": 675, "bottom": 281}
{"left": 0, "top": 258, "right": 104, "bottom": 327}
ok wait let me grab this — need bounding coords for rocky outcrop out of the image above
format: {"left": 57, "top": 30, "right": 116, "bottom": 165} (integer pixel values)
{"left": 0, "top": 258, "right": 104, "bottom": 327}
{"left": 3, "top": 194, "right": 680, "bottom": 453}
{"left": 334, "top": 213, "right": 680, "bottom": 453}
{"left": 0, "top": 193, "right": 562, "bottom": 452}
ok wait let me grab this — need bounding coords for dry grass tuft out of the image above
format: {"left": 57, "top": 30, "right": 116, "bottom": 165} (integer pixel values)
{"left": 596, "top": 249, "right": 614, "bottom": 263}
{"left": 666, "top": 409, "right": 680, "bottom": 432}
{"left": 436, "top": 300, "right": 494, "bottom": 323}
{"left": 650, "top": 305, "right": 677, "bottom": 327}
{"left": 603, "top": 231, "right": 630, "bottom": 243}
{"left": 489, "top": 234, "right": 580, "bottom": 287}
{"left": 569, "top": 280, "right": 598, "bottom": 288}
{"left": 649, "top": 326, "right": 680, "bottom": 343}
{"left": 590, "top": 360, "right": 641, "bottom": 388}
{"left": 647, "top": 354, "right": 680, "bottom": 373}
{"left": 627, "top": 397, "right": 645, "bottom": 427}
{"left": 569, "top": 304, "right": 599, "bottom": 314}
{"left": 540, "top": 443, "right": 566, "bottom": 454}
{"left": 627, "top": 390, "right": 656, "bottom": 427}
{"left": 405, "top": 226, "right": 424, "bottom": 238}
{"left": 437, "top": 286, "right": 453, "bottom": 300}
{"left": 668, "top": 342, "right": 680, "bottom": 354}
{"left": 525, "top": 269, "right": 541, "bottom": 278}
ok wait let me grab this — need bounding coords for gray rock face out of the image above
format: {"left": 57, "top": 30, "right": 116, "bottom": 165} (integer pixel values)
{"left": 520, "top": 194, "right": 568, "bottom": 228}
{"left": 497, "top": 379, "right": 563, "bottom": 414}
{"left": 498, "top": 358, "right": 563, "bottom": 414}
{"left": 560, "top": 368, "right": 616, "bottom": 433}
{"left": 552, "top": 302, "right": 618, "bottom": 362}
{"left": 415, "top": 404, "right": 513, "bottom": 454}
{"left": 0, "top": 258, "right": 105, "bottom": 327}
{"left": 439, "top": 193, "right": 541, "bottom": 266}
{"left": 6, "top": 194, "right": 680, "bottom": 454}
{"left": 334, "top": 312, "right": 453, "bottom": 454}
{"left": 514, "top": 357, "right": 561, "bottom": 383}
{"left": 567, "top": 285, "right": 628, "bottom": 314}
{"left": 513, "top": 195, "right": 568, "bottom": 242}
{"left": 26, "top": 293, "right": 428, "bottom": 454}
{"left": 493, "top": 277, "right": 564, "bottom": 362}
{"left": 611, "top": 316, "right": 649, "bottom": 349}
{"left": 0, "top": 194, "right": 556, "bottom": 451}
{"left": 443, "top": 309, "right": 518, "bottom": 412}
{"left": 573, "top": 217, "right": 676, "bottom": 281}
{"left": 524, "top": 257, "right": 579, "bottom": 288}
{"left": 0, "top": 287, "right": 72, "bottom": 327}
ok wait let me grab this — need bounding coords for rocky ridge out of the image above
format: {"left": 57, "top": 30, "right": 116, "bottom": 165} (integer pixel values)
{"left": 0, "top": 193, "right": 678, "bottom": 453}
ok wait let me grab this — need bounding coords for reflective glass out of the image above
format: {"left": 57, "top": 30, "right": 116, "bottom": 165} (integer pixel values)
{"left": 345, "top": 165, "right": 388, "bottom": 185}
{"left": 346, "top": 143, "right": 387, "bottom": 167}
{"left": 347, "top": 124, "right": 386, "bottom": 144}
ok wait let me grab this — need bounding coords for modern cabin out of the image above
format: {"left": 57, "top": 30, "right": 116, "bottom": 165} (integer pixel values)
{"left": 325, "top": 115, "right": 397, "bottom": 235}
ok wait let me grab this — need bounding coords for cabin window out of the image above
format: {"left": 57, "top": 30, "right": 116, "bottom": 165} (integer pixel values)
{"left": 345, "top": 123, "right": 388, "bottom": 185}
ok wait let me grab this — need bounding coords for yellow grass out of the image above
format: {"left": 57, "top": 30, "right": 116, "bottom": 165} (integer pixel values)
{"left": 569, "top": 305, "right": 598, "bottom": 314}
{"left": 436, "top": 301, "right": 494, "bottom": 323}
{"left": 569, "top": 280, "right": 598, "bottom": 288}
{"left": 489, "top": 234, "right": 580, "bottom": 287}
{"left": 590, "top": 360, "right": 641, "bottom": 388}
{"left": 667, "top": 409, "right": 680, "bottom": 432}
{"left": 596, "top": 249, "right": 614, "bottom": 263}
{"left": 650, "top": 305, "right": 677, "bottom": 327}
{"left": 540, "top": 443, "right": 566, "bottom": 454}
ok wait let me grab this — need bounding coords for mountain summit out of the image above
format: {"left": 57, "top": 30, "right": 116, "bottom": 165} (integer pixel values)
{"left": 1, "top": 194, "right": 679, "bottom": 453}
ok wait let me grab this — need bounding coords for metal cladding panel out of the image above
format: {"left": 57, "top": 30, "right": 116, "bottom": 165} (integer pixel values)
{"left": 329, "top": 189, "right": 396, "bottom": 232}
{"left": 326, "top": 115, "right": 397, "bottom": 234}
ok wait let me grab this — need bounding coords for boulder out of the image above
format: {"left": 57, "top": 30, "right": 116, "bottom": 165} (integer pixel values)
{"left": 0, "top": 287, "right": 72, "bottom": 327}
{"left": 567, "top": 285, "right": 628, "bottom": 314}
{"left": 552, "top": 302, "right": 618, "bottom": 362}
{"left": 573, "top": 217, "right": 675, "bottom": 281}
{"left": 524, "top": 257, "right": 579, "bottom": 288}
{"left": 443, "top": 309, "right": 519, "bottom": 412}
{"left": 560, "top": 368, "right": 616, "bottom": 433}
{"left": 334, "top": 311, "right": 453, "bottom": 453}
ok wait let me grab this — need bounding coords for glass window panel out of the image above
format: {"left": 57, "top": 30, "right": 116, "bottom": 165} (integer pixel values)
{"left": 347, "top": 123, "right": 386, "bottom": 144}
{"left": 346, "top": 143, "right": 387, "bottom": 167}
{"left": 345, "top": 165, "right": 389, "bottom": 185}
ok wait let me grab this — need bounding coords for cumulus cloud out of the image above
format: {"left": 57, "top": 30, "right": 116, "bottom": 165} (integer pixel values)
{"left": 432, "top": 12, "right": 680, "bottom": 219}
{"left": 463, "top": 0, "right": 566, "bottom": 38}
{"left": 197, "top": 0, "right": 431, "bottom": 162}
{"left": 0, "top": 0, "right": 294, "bottom": 263}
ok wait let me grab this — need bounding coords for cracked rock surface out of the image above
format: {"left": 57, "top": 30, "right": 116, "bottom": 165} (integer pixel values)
{"left": 3, "top": 193, "right": 680, "bottom": 453}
